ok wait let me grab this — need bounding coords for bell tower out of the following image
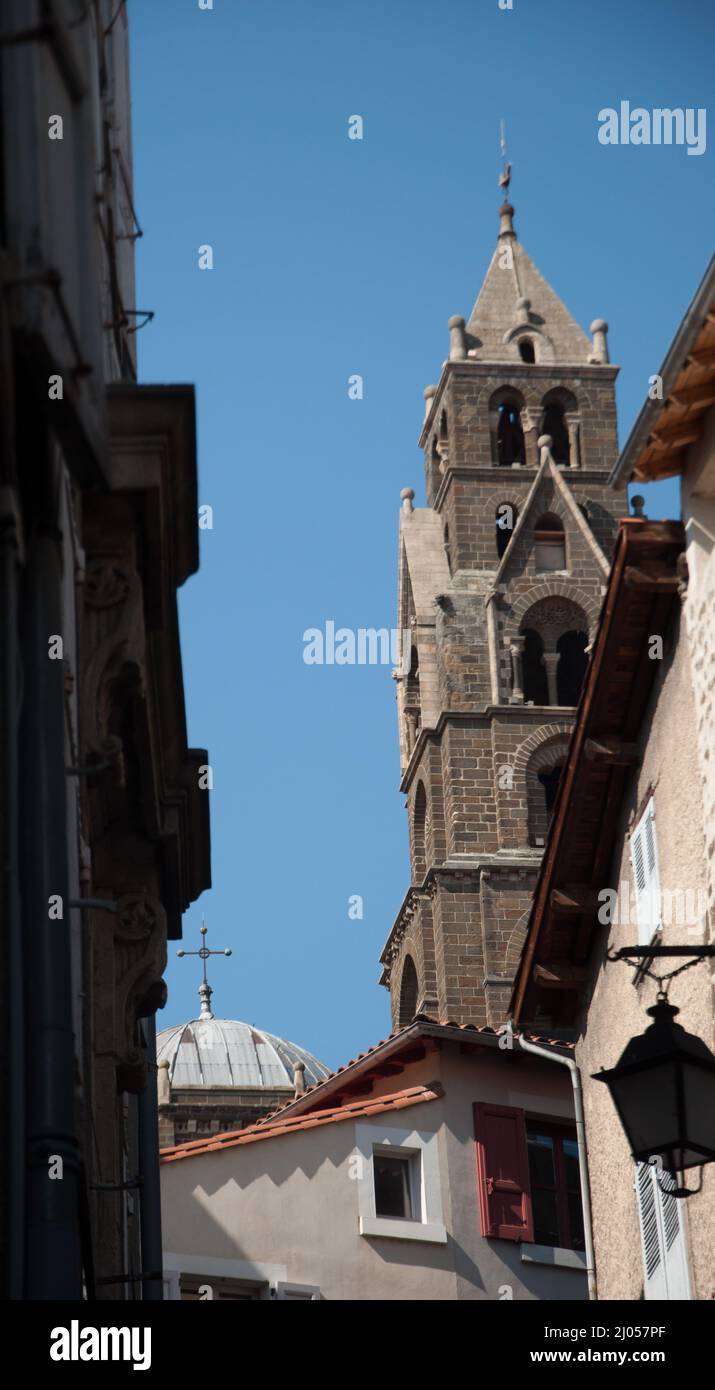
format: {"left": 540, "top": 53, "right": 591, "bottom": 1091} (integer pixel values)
{"left": 380, "top": 190, "right": 625, "bottom": 1029}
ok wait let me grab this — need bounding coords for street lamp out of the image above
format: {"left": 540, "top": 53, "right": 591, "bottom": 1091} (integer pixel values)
{"left": 593, "top": 997, "right": 715, "bottom": 1190}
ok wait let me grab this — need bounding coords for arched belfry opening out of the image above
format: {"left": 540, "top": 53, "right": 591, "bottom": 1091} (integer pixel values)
{"left": 404, "top": 647, "right": 421, "bottom": 756}
{"left": 525, "top": 738, "right": 571, "bottom": 846}
{"left": 497, "top": 402, "right": 525, "bottom": 466}
{"left": 398, "top": 956, "right": 419, "bottom": 1028}
{"left": 540, "top": 389, "right": 577, "bottom": 468}
{"left": 412, "top": 781, "right": 428, "bottom": 881}
{"left": 496, "top": 503, "right": 517, "bottom": 560}
{"left": 538, "top": 763, "right": 564, "bottom": 819}
{"left": 522, "top": 628, "right": 549, "bottom": 705}
{"left": 516, "top": 596, "right": 590, "bottom": 707}
{"left": 556, "top": 630, "right": 589, "bottom": 705}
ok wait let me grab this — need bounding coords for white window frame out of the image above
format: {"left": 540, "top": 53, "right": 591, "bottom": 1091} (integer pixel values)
{"left": 353, "top": 1122, "right": 447, "bottom": 1244}
{"left": 372, "top": 1144, "right": 419, "bottom": 1222}
{"left": 630, "top": 797, "right": 662, "bottom": 945}
{"left": 274, "top": 1282, "right": 321, "bottom": 1301}
{"left": 634, "top": 1162, "right": 691, "bottom": 1300}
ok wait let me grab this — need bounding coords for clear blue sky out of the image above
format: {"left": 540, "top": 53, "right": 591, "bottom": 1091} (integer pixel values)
{"left": 129, "top": 0, "right": 713, "bottom": 1069}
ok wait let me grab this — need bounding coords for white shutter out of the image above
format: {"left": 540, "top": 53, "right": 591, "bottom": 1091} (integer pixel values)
{"left": 635, "top": 1163, "right": 691, "bottom": 1299}
{"left": 630, "top": 798, "right": 661, "bottom": 944}
{"left": 635, "top": 1162, "right": 667, "bottom": 1298}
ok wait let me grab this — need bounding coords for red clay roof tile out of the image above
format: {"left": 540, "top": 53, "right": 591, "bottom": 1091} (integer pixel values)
{"left": 160, "top": 1082, "right": 443, "bottom": 1164}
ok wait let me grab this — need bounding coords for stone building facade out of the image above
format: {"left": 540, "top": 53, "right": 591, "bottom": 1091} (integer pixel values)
{"left": 0, "top": 3, "right": 209, "bottom": 1299}
{"left": 380, "top": 201, "right": 625, "bottom": 1030}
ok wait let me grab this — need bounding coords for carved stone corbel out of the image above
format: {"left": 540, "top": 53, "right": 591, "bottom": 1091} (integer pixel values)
{"left": 113, "top": 893, "right": 168, "bottom": 1094}
{"left": 81, "top": 559, "right": 146, "bottom": 786}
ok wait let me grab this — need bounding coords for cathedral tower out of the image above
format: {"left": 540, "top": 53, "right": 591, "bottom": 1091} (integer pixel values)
{"left": 380, "top": 197, "right": 624, "bottom": 1029}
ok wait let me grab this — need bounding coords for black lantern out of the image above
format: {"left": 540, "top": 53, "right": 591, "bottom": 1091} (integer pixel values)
{"left": 593, "top": 998, "right": 715, "bottom": 1179}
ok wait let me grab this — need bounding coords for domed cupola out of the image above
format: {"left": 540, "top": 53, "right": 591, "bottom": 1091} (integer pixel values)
{"left": 156, "top": 922, "right": 330, "bottom": 1147}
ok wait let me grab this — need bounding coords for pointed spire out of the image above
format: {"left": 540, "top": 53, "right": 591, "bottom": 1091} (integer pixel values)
{"left": 464, "top": 189, "right": 593, "bottom": 365}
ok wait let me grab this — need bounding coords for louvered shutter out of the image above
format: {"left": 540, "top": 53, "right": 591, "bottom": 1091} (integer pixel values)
{"left": 631, "top": 798, "right": 661, "bottom": 944}
{"left": 635, "top": 1162, "right": 667, "bottom": 1298}
{"left": 635, "top": 1163, "right": 691, "bottom": 1299}
{"left": 473, "top": 1103, "right": 534, "bottom": 1242}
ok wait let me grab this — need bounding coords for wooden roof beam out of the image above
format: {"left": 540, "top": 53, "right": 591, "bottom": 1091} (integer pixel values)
{"left": 623, "top": 567, "right": 681, "bottom": 593}
{"left": 549, "top": 887, "right": 601, "bottom": 917}
{"left": 533, "top": 962, "right": 588, "bottom": 989}
{"left": 669, "top": 382, "right": 715, "bottom": 409}
{"left": 584, "top": 737, "right": 640, "bottom": 766}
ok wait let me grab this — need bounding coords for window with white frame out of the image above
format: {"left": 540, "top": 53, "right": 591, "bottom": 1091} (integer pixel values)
{"left": 373, "top": 1148, "right": 418, "bottom": 1220}
{"left": 630, "top": 797, "right": 661, "bottom": 944}
{"left": 353, "top": 1122, "right": 447, "bottom": 1244}
{"left": 634, "top": 1162, "right": 690, "bottom": 1299}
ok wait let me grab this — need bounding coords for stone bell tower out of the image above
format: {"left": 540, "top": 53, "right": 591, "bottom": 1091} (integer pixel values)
{"left": 379, "top": 194, "right": 625, "bottom": 1029}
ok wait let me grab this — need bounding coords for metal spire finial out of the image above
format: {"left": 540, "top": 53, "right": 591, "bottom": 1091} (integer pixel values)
{"left": 499, "top": 118, "right": 512, "bottom": 195}
{"left": 176, "top": 919, "right": 233, "bottom": 1020}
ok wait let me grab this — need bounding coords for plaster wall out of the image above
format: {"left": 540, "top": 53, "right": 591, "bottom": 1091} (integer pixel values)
{"left": 161, "top": 1043, "right": 587, "bottom": 1300}
{"left": 575, "top": 610, "right": 715, "bottom": 1299}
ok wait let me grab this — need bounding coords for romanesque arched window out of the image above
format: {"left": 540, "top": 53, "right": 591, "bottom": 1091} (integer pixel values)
{"left": 497, "top": 402, "right": 525, "bottom": 466}
{"left": 429, "top": 436, "right": 441, "bottom": 495}
{"left": 398, "top": 955, "right": 419, "bottom": 1028}
{"left": 496, "top": 503, "right": 518, "bottom": 560}
{"left": 540, "top": 388, "right": 578, "bottom": 468}
{"left": 538, "top": 763, "right": 564, "bottom": 819}
{"left": 404, "top": 647, "right": 421, "bottom": 756}
{"left": 522, "top": 628, "right": 549, "bottom": 705}
{"left": 556, "top": 629, "right": 589, "bottom": 705}
{"left": 518, "top": 337, "right": 535, "bottom": 363}
{"left": 534, "top": 513, "right": 566, "bottom": 572}
{"left": 526, "top": 742, "right": 569, "bottom": 845}
{"left": 412, "top": 781, "right": 427, "bottom": 881}
{"left": 517, "top": 596, "right": 590, "bottom": 707}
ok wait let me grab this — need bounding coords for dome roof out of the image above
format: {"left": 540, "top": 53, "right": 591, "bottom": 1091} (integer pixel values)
{"left": 156, "top": 1015, "right": 330, "bottom": 1090}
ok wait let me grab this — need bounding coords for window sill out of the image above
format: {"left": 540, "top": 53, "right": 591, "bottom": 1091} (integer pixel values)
{"left": 359, "top": 1216, "right": 448, "bottom": 1245}
{"left": 520, "top": 1243, "right": 587, "bottom": 1271}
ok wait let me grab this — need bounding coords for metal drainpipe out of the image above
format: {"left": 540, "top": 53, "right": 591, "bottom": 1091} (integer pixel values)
{"left": 138, "top": 1015, "right": 164, "bottom": 1300}
{"left": 1, "top": 485, "right": 24, "bottom": 1299}
{"left": 21, "top": 523, "right": 83, "bottom": 1297}
{"left": 516, "top": 1031, "right": 598, "bottom": 1300}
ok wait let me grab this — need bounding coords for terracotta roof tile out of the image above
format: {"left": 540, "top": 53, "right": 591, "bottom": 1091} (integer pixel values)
{"left": 160, "top": 1082, "right": 443, "bottom": 1164}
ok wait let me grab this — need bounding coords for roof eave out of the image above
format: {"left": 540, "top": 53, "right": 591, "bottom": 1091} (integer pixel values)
{"left": 609, "top": 255, "right": 715, "bottom": 488}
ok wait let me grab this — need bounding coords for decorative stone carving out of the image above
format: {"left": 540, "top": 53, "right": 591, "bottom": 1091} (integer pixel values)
{"left": 114, "top": 893, "right": 168, "bottom": 1094}
{"left": 520, "top": 596, "right": 589, "bottom": 648}
{"left": 85, "top": 563, "right": 131, "bottom": 609}
{"left": 80, "top": 555, "right": 145, "bottom": 793}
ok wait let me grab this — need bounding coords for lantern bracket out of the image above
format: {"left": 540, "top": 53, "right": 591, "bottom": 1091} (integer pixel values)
{"left": 606, "top": 944, "right": 715, "bottom": 994}
{"left": 649, "top": 1157, "right": 703, "bottom": 1201}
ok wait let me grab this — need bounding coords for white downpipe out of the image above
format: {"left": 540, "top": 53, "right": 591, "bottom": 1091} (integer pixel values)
{"left": 516, "top": 1029, "right": 597, "bottom": 1300}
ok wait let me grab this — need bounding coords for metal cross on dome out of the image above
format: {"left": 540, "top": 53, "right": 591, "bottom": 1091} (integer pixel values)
{"left": 176, "top": 919, "right": 232, "bottom": 1020}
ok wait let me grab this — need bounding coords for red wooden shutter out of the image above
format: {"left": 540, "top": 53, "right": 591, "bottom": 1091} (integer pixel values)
{"left": 473, "top": 1103, "right": 534, "bottom": 1242}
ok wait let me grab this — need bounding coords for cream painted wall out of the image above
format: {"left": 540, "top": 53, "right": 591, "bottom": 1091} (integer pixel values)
{"left": 682, "top": 402, "right": 715, "bottom": 1045}
{"left": 575, "top": 611, "right": 715, "bottom": 1300}
{"left": 161, "top": 1042, "right": 588, "bottom": 1300}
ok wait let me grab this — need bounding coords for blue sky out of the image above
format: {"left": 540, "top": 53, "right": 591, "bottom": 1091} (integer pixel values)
{"left": 129, "top": 0, "right": 713, "bottom": 1069}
